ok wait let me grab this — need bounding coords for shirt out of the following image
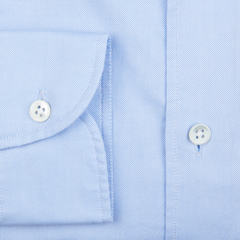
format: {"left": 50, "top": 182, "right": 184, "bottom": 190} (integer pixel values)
{"left": 0, "top": 1, "right": 239, "bottom": 239}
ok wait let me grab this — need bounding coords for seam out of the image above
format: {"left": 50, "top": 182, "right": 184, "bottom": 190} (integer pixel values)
{"left": 0, "top": 149, "right": 3, "bottom": 224}
{"left": 164, "top": 0, "right": 168, "bottom": 239}
{"left": 0, "top": 37, "right": 100, "bottom": 141}
{"left": 108, "top": 38, "right": 114, "bottom": 217}
{"left": 0, "top": 32, "right": 3, "bottom": 224}
{"left": 79, "top": 118, "right": 103, "bottom": 222}
{"left": 174, "top": 0, "right": 179, "bottom": 239}
{"left": 100, "top": 61, "right": 103, "bottom": 137}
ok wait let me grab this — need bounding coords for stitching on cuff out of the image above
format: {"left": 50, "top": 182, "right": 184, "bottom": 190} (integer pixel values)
{"left": 79, "top": 117, "right": 104, "bottom": 222}
{"left": 0, "top": 37, "right": 100, "bottom": 141}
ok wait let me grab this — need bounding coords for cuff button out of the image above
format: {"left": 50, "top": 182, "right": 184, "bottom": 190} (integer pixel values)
{"left": 29, "top": 100, "right": 51, "bottom": 122}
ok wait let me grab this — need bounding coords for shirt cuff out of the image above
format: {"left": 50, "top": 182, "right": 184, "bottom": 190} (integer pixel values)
{"left": 0, "top": 31, "right": 113, "bottom": 225}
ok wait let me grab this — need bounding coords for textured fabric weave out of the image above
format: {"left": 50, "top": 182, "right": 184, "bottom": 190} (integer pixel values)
{"left": 0, "top": 1, "right": 239, "bottom": 239}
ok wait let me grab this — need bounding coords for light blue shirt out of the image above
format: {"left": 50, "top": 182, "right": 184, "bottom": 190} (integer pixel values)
{"left": 0, "top": 1, "right": 239, "bottom": 239}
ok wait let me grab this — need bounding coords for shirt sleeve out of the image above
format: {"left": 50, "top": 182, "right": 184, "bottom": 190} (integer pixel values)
{"left": 0, "top": 31, "right": 113, "bottom": 225}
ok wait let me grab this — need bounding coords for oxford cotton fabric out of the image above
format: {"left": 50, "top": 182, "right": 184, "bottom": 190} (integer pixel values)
{"left": 0, "top": 1, "right": 240, "bottom": 240}
{"left": 0, "top": 31, "right": 113, "bottom": 225}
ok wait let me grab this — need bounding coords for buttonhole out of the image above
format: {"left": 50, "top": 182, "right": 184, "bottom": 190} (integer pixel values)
{"left": 38, "top": 106, "right": 41, "bottom": 109}
{"left": 42, "top": 108, "right": 45, "bottom": 112}
{"left": 40, "top": 114, "right": 43, "bottom": 117}
{"left": 201, "top": 135, "right": 204, "bottom": 138}
{"left": 35, "top": 111, "right": 38, "bottom": 114}
{"left": 196, "top": 136, "right": 199, "bottom": 139}
{"left": 195, "top": 144, "right": 203, "bottom": 156}
{"left": 201, "top": 129, "right": 204, "bottom": 132}
{"left": 197, "top": 145, "right": 201, "bottom": 152}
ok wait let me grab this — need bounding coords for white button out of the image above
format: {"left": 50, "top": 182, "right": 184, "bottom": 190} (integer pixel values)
{"left": 29, "top": 100, "right": 51, "bottom": 122}
{"left": 189, "top": 124, "right": 211, "bottom": 145}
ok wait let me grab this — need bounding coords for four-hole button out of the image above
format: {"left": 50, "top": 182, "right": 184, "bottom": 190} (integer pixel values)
{"left": 29, "top": 100, "right": 51, "bottom": 122}
{"left": 189, "top": 124, "right": 211, "bottom": 145}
